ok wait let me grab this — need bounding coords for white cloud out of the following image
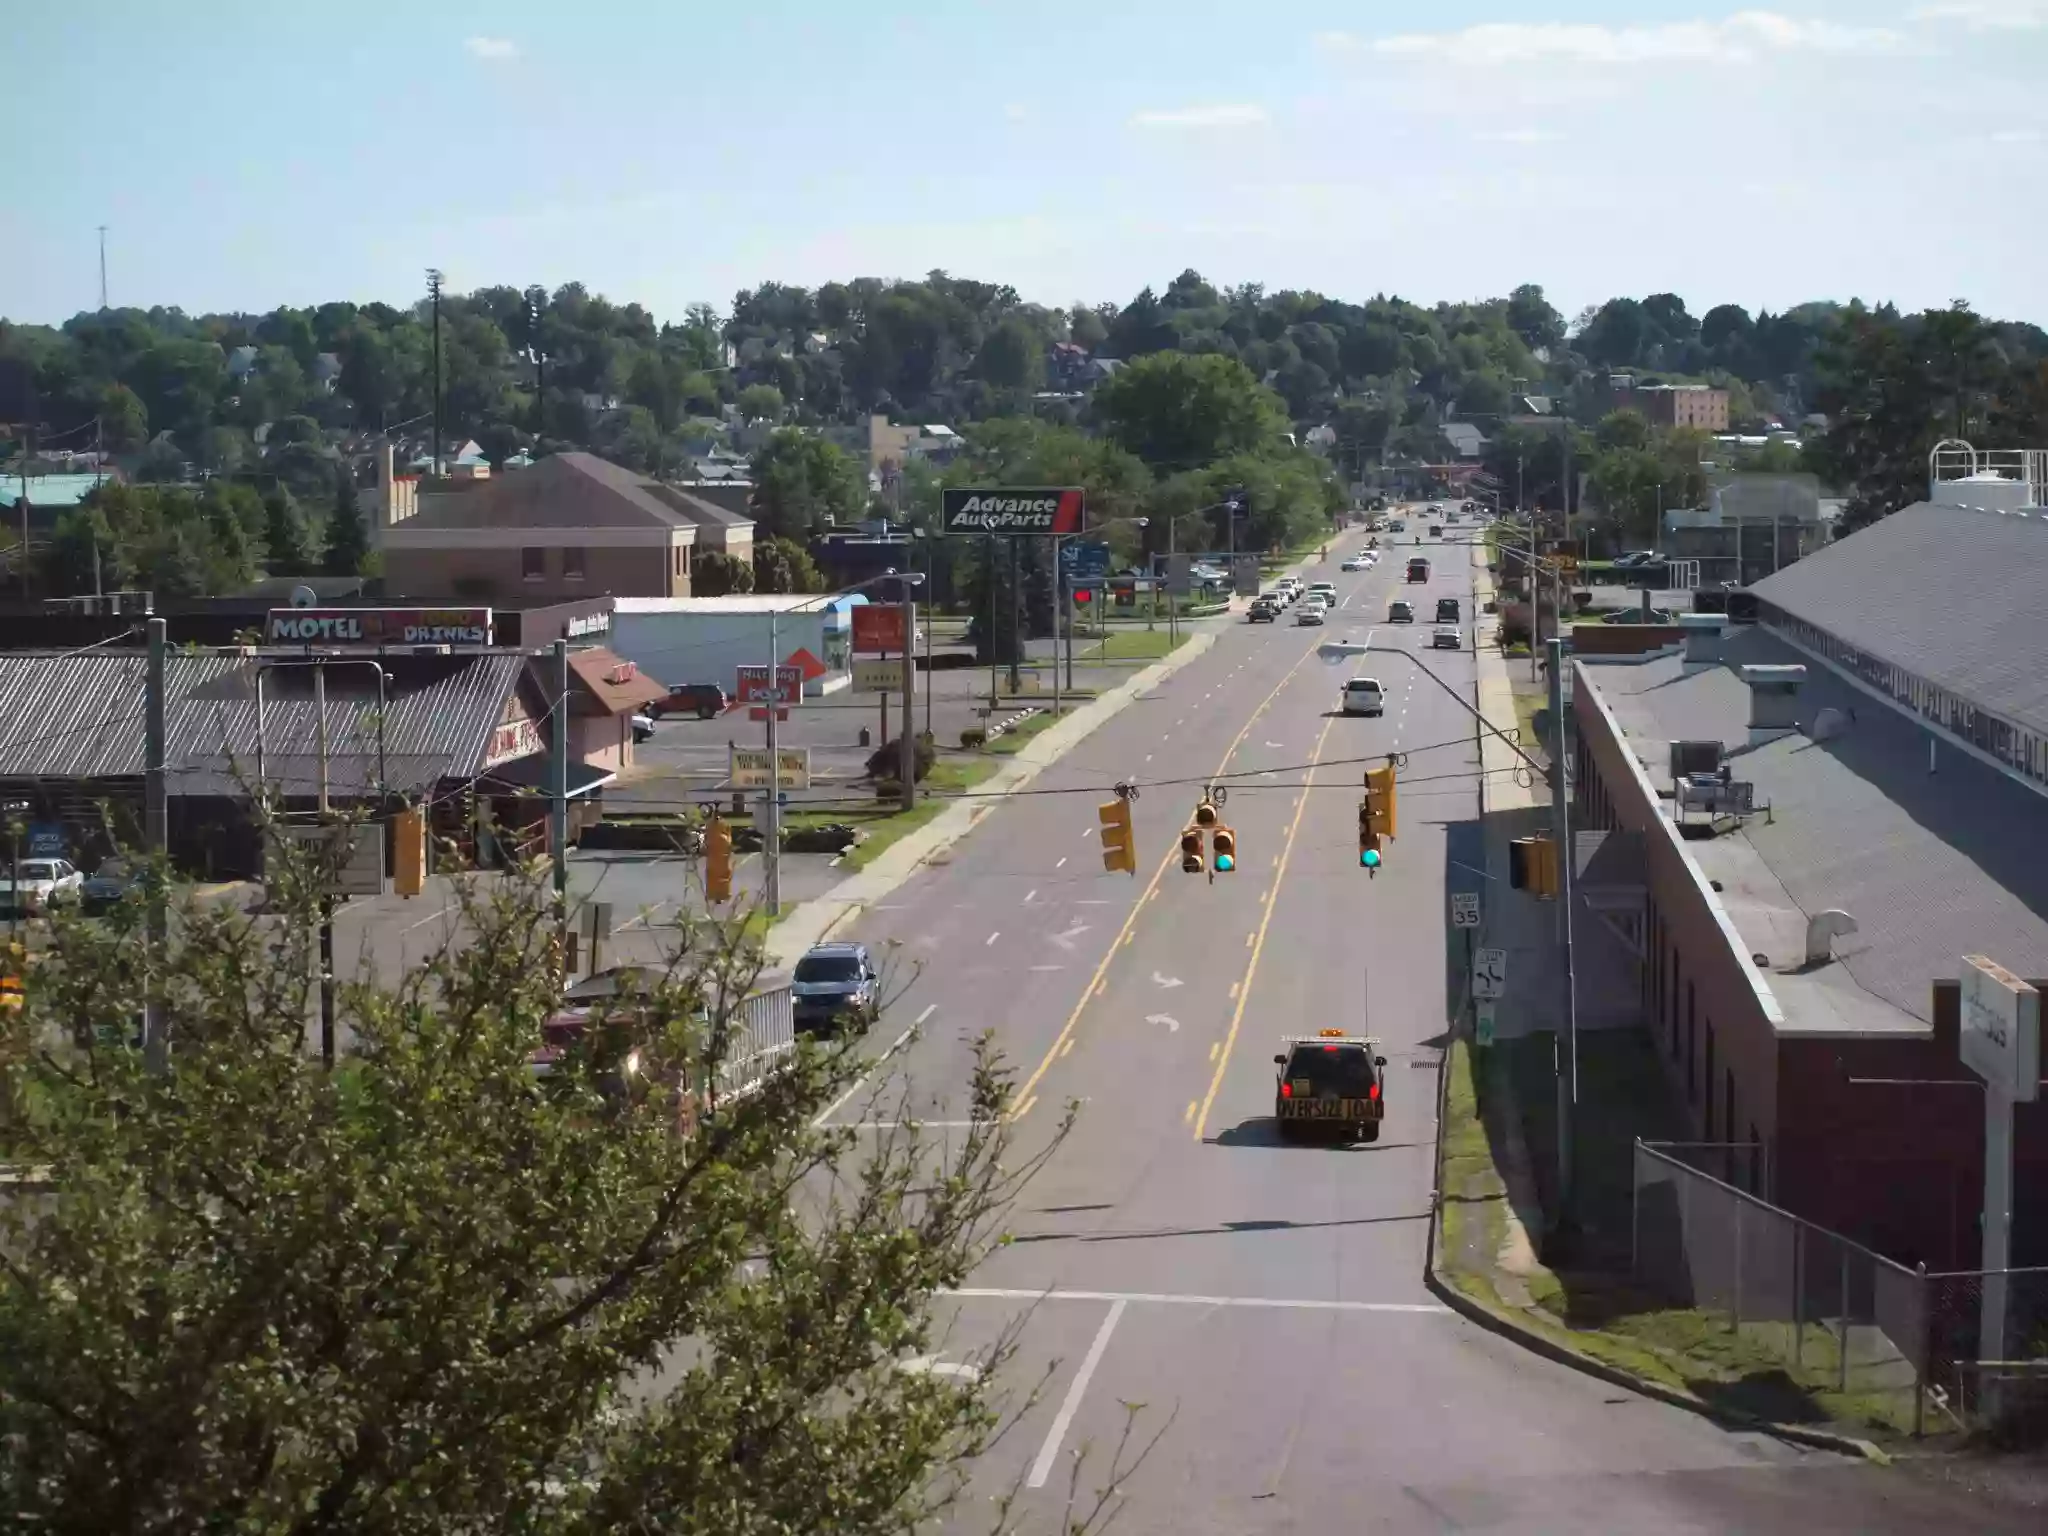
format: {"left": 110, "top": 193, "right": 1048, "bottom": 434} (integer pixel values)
{"left": 1003, "top": 102, "right": 1029, "bottom": 122}
{"left": 1474, "top": 126, "right": 1563, "bottom": 144}
{"left": 464, "top": 36, "right": 519, "bottom": 61}
{"left": 1128, "top": 104, "right": 1268, "bottom": 129}
{"left": 1331, "top": 13, "right": 1907, "bottom": 67}
{"left": 1988, "top": 126, "right": 2043, "bottom": 142}
{"left": 1912, "top": 2, "right": 2048, "bottom": 28}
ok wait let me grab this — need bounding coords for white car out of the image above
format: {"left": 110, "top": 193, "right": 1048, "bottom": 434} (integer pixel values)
{"left": 3, "top": 857, "right": 83, "bottom": 916}
{"left": 1432, "top": 625, "right": 1461, "bottom": 650}
{"left": 1306, "top": 582, "right": 1337, "bottom": 602}
{"left": 1296, "top": 603, "right": 1327, "bottom": 626}
{"left": 1340, "top": 558, "right": 1365, "bottom": 573}
{"left": 1342, "top": 677, "right": 1385, "bottom": 716}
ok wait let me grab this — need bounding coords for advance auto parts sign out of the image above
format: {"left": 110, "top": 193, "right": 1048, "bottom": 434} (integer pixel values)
{"left": 941, "top": 487, "right": 1085, "bottom": 536}
{"left": 266, "top": 607, "right": 493, "bottom": 647}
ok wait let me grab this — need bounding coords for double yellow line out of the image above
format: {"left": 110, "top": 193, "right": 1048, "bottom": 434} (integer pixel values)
{"left": 1009, "top": 637, "right": 1324, "bottom": 1116}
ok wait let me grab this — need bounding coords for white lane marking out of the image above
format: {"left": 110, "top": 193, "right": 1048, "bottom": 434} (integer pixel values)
{"left": 403, "top": 903, "right": 458, "bottom": 935}
{"left": 986, "top": 930, "right": 1001, "bottom": 946}
{"left": 915, "top": 1004, "right": 938, "bottom": 1025}
{"left": 1146, "top": 1013, "right": 1181, "bottom": 1032}
{"left": 1055, "top": 856, "right": 1067, "bottom": 869}
{"left": 1030, "top": 964, "right": 1065, "bottom": 972}
{"left": 813, "top": 1024, "right": 919, "bottom": 1127}
{"left": 1151, "top": 972, "right": 1183, "bottom": 989}
{"left": 1028, "top": 1300, "right": 1127, "bottom": 1490}
{"left": 1024, "top": 889, "right": 1038, "bottom": 905}
{"left": 1048, "top": 923, "right": 1091, "bottom": 951}
{"left": 853, "top": 1121, "right": 983, "bottom": 1130}
{"left": 947, "top": 1287, "right": 1448, "bottom": 1314}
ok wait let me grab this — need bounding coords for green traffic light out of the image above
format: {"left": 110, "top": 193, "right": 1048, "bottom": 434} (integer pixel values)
{"left": 1360, "top": 849, "right": 1381, "bottom": 868}
{"left": 1215, "top": 853, "right": 1235, "bottom": 872}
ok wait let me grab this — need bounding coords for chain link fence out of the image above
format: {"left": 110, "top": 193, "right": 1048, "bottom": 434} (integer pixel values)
{"left": 1923, "top": 1267, "right": 2048, "bottom": 1434}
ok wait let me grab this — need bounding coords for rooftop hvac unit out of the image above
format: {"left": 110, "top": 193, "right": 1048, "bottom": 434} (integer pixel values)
{"left": 1669, "top": 739, "right": 1723, "bottom": 778}
{"left": 1726, "top": 590, "right": 1760, "bottom": 625}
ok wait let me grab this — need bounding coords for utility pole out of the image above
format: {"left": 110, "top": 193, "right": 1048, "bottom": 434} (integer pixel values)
{"left": 549, "top": 639, "right": 570, "bottom": 932}
{"left": 1546, "top": 633, "right": 1580, "bottom": 1245}
{"left": 314, "top": 663, "right": 336, "bottom": 1068}
{"left": 426, "top": 268, "right": 445, "bottom": 476}
{"left": 143, "top": 618, "right": 167, "bottom": 1069}
{"left": 97, "top": 225, "right": 108, "bottom": 311}
{"left": 764, "top": 607, "right": 783, "bottom": 915}
{"left": 1007, "top": 539, "right": 1023, "bottom": 694}
{"left": 898, "top": 582, "right": 918, "bottom": 810}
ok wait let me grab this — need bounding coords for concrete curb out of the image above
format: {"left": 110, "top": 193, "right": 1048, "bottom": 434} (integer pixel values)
{"left": 1422, "top": 1262, "right": 1892, "bottom": 1464}
{"left": 764, "top": 631, "right": 1219, "bottom": 968}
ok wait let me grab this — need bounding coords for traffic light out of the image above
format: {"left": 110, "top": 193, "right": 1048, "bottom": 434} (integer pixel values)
{"left": 1366, "top": 762, "right": 1397, "bottom": 839}
{"left": 1073, "top": 587, "right": 1093, "bottom": 606}
{"left": 1098, "top": 798, "right": 1136, "bottom": 876}
{"left": 1508, "top": 836, "right": 1557, "bottom": 897}
{"left": 1194, "top": 799, "right": 1220, "bottom": 830}
{"left": 1211, "top": 824, "right": 1237, "bottom": 873}
{"left": 705, "top": 814, "right": 734, "bottom": 903}
{"left": 392, "top": 806, "right": 426, "bottom": 897}
{"left": 1179, "top": 825, "right": 1206, "bottom": 875}
{"left": 1357, "top": 798, "right": 1382, "bottom": 876}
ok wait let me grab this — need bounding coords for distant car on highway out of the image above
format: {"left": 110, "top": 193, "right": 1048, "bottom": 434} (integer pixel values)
{"left": 1436, "top": 597, "right": 1461, "bottom": 623}
{"left": 1432, "top": 625, "right": 1461, "bottom": 650}
{"left": 650, "top": 682, "right": 729, "bottom": 720}
{"left": 1274, "top": 1029, "right": 1386, "bottom": 1144}
{"left": 1428, "top": 524, "right": 1444, "bottom": 539}
{"left": 1305, "top": 581, "right": 1337, "bottom": 602}
{"left": 1248, "top": 597, "right": 1279, "bottom": 622}
{"left": 1340, "top": 557, "right": 1365, "bottom": 572}
{"left": 1388, "top": 600, "right": 1414, "bottom": 623}
{"left": 1341, "top": 677, "right": 1385, "bottom": 716}
{"left": 1295, "top": 603, "right": 1326, "bottom": 626}
{"left": 792, "top": 942, "right": 880, "bottom": 1036}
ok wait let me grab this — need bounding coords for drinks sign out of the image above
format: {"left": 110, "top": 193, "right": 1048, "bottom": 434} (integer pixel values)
{"left": 266, "top": 607, "right": 493, "bottom": 647}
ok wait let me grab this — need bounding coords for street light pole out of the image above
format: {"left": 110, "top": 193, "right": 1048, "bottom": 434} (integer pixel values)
{"left": 764, "top": 603, "right": 782, "bottom": 916}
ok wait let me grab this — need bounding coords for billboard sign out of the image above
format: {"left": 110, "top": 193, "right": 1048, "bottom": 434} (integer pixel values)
{"left": 1164, "top": 554, "right": 1192, "bottom": 597}
{"left": 851, "top": 658, "right": 903, "bottom": 694}
{"left": 850, "top": 603, "right": 907, "bottom": 654}
{"left": 736, "top": 663, "right": 803, "bottom": 722}
{"left": 1962, "top": 955, "right": 2041, "bottom": 1102}
{"left": 729, "top": 747, "right": 811, "bottom": 790}
{"left": 941, "top": 487, "right": 1085, "bottom": 536}
{"left": 266, "top": 607, "right": 492, "bottom": 647}
{"left": 1232, "top": 554, "right": 1261, "bottom": 596}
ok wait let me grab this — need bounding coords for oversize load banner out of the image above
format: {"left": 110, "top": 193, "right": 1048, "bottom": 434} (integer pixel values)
{"left": 941, "top": 486, "right": 1085, "bottom": 535}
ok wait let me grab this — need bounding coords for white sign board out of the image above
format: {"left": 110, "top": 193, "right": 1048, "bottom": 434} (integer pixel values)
{"left": 1472, "top": 947, "right": 1507, "bottom": 1001}
{"left": 851, "top": 659, "right": 904, "bottom": 694}
{"left": 1961, "top": 955, "right": 2040, "bottom": 1102}
{"left": 729, "top": 747, "right": 811, "bottom": 791}
{"left": 274, "top": 822, "right": 385, "bottom": 899}
{"left": 1450, "top": 891, "right": 1481, "bottom": 929}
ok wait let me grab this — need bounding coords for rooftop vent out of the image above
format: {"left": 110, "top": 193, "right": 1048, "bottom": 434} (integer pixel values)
{"left": 1810, "top": 706, "right": 1853, "bottom": 742}
{"left": 1678, "top": 613, "right": 1725, "bottom": 664}
{"left": 1740, "top": 662, "right": 1805, "bottom": 746}
{"left": 1804, "top": 909, "right": 1858, "bottom": 967}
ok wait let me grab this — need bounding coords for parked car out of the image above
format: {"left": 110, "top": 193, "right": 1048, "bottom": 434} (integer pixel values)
{"left": 2, "top": 858, "right": 83, "bottom": 917}
{"left": 631, "top": 713, "right": 656, "bottom": 743}
{"left": 80, "top": 856, "right": 147, "bottom": 913}
{"left": 651, "top": 682, "right": 729, "bottom": 720}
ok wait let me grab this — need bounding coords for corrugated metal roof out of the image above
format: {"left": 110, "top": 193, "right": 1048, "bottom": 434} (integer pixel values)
{"left": 1750, "top": 501, "right": 2048, "bottom": 735}
{"left": 0, "top": 651, "right": 532, "bottom": 800}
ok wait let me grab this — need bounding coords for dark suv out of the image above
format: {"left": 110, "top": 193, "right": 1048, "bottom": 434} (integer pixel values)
{"left": 652, "top": 682, "right": 728, "bottom": 720}
{"left": 792, "top": 942, "right": 880, "bottom": 1036}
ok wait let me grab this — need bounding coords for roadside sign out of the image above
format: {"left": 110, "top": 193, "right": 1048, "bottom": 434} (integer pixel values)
{"left": 1475, "top": 1004, "right": 1498, "bottom": 1047}
{"left": 851, "top": 658, "right": 903, "bottom": 694}
{"left": 1450, "top": 891, "right": 1481, "bottom": 929}
{"left": 736, "top": 663, "right": 803, "bottom": 722}
{"left": 1231, "top": 554, "right": 1260, "bottom": 597}
{"left": 1164, "top": 553, "right": 1192, "bottom": 597}
{"left": 729, "top": 747, "right": 811, "bottom": 791}
{"left": 1962, "top": 954, "right": 2040, "bottom": 1102}
{"left": 1059, "top": 540, "right": 1112, "bottom": 579}
{"left": 851, "top": 605, "right": 906, "bottom": 655}
{"left": 265, "top": 606, "right": 492, "bottom": 647}
{"left": 941, "top": 486, "right": 1085, "bottom": 536}
{"left": 786, "top": 646, "right": 828, "bottom": 681}
{"left": 26, "top": 823, "right": 66, "bottom": 859}
{"left": 1472, "top": 947, "right": 1507, "bottom": 1001}
{"left": 273, "top": 822, "right": 385, "bottom": 899}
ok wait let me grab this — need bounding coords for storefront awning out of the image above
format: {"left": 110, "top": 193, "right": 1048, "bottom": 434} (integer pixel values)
{"left": 472, "top": 753, "right": 615, "bottom": 800}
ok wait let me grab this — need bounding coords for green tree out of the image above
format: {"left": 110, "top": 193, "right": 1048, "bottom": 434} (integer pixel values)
{"left": 1090, "top": 352, "right": 1288, "bottom": 472}
{"left": 324, "top": 467, "right": 371, "bottom": 575}
{"left": 973, "top": 318, "right": 1042, "bottom": 393}
{"left": 736, "top": 383, "right": 786, "bottom": 423}
{"left": 97, "top": 382, "right": 149, "bottom": 453}
{"left": 748, "top": 430, "right": 866, "bottom": 541}
{"left": 691, "top": 548, "right": 755, "bottom": 596}
{"left": 1595, "top": 409, "right": 1652, "bottom": 452}
{"left": 752, "top": 535, "right": 823, "bottom": 595}
{"left": 39, "top": 505, "right": 127, "bottom": 596}
{"left": 262, "top": 485, "right": 320, "bottom": 574}
{"left": 0, "top": 846, "right": 1139, "bottom": 1530}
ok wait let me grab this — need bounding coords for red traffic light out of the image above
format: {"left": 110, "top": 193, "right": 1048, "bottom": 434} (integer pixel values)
{"left": 1073, "top": 588, "right": 1092, "bottom": 604}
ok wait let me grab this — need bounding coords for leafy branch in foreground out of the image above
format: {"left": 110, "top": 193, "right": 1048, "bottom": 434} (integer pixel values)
{"left": 0, "top": 833, "right": 1139, "bottom": 1533}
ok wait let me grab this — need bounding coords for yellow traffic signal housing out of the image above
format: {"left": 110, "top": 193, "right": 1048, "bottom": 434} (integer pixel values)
{"left": 705, "top": 815, "right": 734, "bottom": 903}
{"left": 1211, "top": 824, "right": 1237, "bottom": 873}
{"left": 1357, "top": 798, "right": 1382, "bottom": 874}
{"left": 1194, "top": 799, "right": 1220, "bottom": 829}
{"left": 392, "top": 806, "right": 427, "bottom": 897}
{"left": 1098, "top": 799, "right": 1136, "bottom": 875}
{"left": 1508, "top": 835, "right": 1558, "bottom": 897}
{"left": 1366, "top": 763, "right": 1397, "bottom": 839}
{"left": 1179, "top": 825, "right": 1206, "bottom": 874}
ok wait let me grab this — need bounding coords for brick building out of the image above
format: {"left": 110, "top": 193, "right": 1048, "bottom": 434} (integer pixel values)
{"left": 1563, "top": 461, "right": 2048, "bottom": 1268}
{"left": 1636, "top": 383, "right": 1730, "bottom": 432}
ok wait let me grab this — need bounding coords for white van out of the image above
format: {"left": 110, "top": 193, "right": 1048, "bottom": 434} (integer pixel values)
{"left": 1341, "top": 677, "right": 1385, "bottom": 717}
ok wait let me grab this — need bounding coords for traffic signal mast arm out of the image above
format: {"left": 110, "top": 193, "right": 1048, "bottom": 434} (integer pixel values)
{"left": 1349, "top": 646, "right": 1549, "bottom": 782}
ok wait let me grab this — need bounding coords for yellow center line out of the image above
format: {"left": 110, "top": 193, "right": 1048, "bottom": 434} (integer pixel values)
{"left": 1007, "top": 639, "right": 1326, "bottom": 1117}
{"left": 1192, "top": 711, "right": 1338, "bottom": 1140}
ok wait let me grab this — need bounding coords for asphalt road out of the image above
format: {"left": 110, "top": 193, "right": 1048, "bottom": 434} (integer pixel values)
{"left": 805, "top": 515, "right": 2011, "bottom": 1533}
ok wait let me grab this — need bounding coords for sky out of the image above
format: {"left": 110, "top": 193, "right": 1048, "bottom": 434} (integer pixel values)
{"left": 6, "top": 1, "right": 2046, "bottom": 328}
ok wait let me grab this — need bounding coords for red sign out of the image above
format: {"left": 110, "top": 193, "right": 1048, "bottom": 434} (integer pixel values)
{"left": 786, "top": 646, "right": 828, "bottom": 681}
{"left": 737, "top": 663, "right": 803, "bottom": 722}
{"left": 484, "top": 716, "right": 543, "bottom": 768}
{"left": 851, "top": 604, "right": 907, "bottom": 654}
